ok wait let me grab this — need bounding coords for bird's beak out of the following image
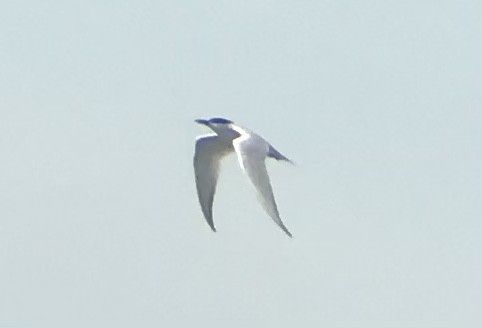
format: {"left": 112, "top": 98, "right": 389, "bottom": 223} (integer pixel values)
{"left": 195, "top": 119, "right": 209, "bottom": 126}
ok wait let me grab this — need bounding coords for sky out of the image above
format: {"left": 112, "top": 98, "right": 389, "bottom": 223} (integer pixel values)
{"left": 0, "top": 0, "right": 481, "bottom": 327}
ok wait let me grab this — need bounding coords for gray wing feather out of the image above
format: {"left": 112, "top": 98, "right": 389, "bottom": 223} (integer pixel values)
{"left": 193, "top": 134, "right": 233, "bottom": 231}
{"left": 234, "top": 136, "right": 293, "bottom": 237}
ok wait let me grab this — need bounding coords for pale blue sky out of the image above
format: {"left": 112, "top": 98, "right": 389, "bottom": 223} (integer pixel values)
{"left": 1, "top": 0, "right": 481, "bottom": 327}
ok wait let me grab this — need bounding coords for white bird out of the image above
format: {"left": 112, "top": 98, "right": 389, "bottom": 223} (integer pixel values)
{"left": 193, "top": 117, "right": 293, "bottom": 237}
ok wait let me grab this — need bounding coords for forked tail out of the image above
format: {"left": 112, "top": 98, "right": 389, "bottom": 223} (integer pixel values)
{"left": 267, "top": 144, "right": 294, "bottom": 163}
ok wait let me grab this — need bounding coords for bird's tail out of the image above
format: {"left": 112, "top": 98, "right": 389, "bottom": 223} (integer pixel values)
{"left": 268, "top": 145, "right": 294, "bottom": 164}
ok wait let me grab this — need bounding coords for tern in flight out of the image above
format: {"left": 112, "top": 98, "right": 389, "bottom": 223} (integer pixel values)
{"left": 193, "top": 117, "right": 293, "bottom": 237}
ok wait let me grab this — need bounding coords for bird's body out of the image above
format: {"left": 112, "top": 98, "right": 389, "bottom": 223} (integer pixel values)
{"left": 193, "top": 117, "right": 293, "bottom": 237}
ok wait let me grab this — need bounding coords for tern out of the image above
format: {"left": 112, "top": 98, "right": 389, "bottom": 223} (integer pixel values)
{"left": 193, "top": 117, "right": 293, "bottom": 237}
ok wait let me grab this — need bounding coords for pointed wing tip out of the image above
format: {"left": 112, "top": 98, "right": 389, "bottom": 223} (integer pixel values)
{"left": 275, "top": 157, "right": 295, "bottom": 165}
{"left": 279, "top": 222, "right": 293, "bottom": 238}
{"left": 208, "top": 223, "right": 217, "bottom": 232}
{"left": 278, "top": 222, "right": 293, "bottom": 238}
{"left": 282, "top": 155, "right": 295, "bottom": 165}
{"left": 201, "top": 213, "right": 217, "bottom": 233}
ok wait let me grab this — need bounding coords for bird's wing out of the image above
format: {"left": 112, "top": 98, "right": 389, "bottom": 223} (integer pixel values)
{"left": 193, "top": 134, "right": 233, "bottom": 232}
{"left": 233, "top": 135, "right": 293, "bottom": 237}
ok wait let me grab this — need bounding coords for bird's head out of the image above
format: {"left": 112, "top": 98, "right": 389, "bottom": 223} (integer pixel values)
{"left": 195, "top": 117, "right": 234, "bottom": 134}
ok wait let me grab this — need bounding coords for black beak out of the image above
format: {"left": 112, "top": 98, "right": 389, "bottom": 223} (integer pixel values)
{"left": 195, "top": 119, "right": 209, "bottom": 126}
